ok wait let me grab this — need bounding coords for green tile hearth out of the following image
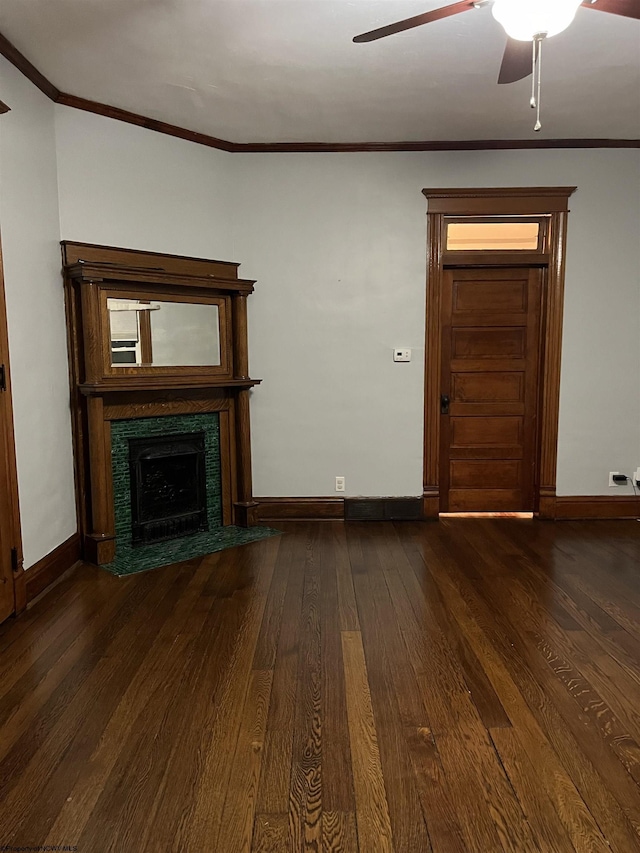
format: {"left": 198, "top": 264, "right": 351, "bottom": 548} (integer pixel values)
{"left": 100, "top": 524, "right": 281, "bottom": 577}
{"left": 104, "top": 412, "right": 280, "bottom": 576}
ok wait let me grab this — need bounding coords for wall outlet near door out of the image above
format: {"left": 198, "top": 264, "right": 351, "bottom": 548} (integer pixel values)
{"left": 335, "top": 476, "right": 345, "bottom": 492}
{"left": 609, "top": 471, "right": 629, "bottom": 487}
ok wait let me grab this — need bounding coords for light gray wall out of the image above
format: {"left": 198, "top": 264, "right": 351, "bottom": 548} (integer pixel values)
{"left": 55, "top": 108, "right": 236, "bottom": 259}
{"left": 0, "top": 58, "right": 76, "bottom": 568}
{"left": 50, "top": 110, "right": 640, "bottom": 503}
{"left": 229, "top": 149, "right": 640, "bottom": 498}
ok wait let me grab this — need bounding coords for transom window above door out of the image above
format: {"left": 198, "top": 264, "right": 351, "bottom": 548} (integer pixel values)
{"left": 445, "top": 219, "right": 546, "bottom": 252}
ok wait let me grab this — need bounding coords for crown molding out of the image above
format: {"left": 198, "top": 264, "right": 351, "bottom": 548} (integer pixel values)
{"left": 1, "top": 29, "right": 639, "bottom": 153}
{"left": 0, "top": 31, "right": 60, "bottom": 101}
{"left": 233, "top": 139, "right": 640, "bottom": 152}
{"left": 55, "top": 93, "right": 236, "bottom": 152}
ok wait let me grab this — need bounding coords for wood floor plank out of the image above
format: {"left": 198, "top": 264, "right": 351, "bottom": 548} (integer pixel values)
{"left": 216, "top": 668, "right": 274, "bottom": 853}
{"left": 173, "top": 538, "right": 279, "bottom": 851}
{"left": 44, "top": 557, "right": 222, "bottom": 847}
{"left": 288, "top": 526, "right": 323, "bottom": 851}
{"left": 322, "top": 810, "right": 358, "bottom": 853}
{"left": 341, "top": 630, "right": 394, "bottom": 853}
{"left": 331, "top": 523, "right": 360, "bottom": 632}
{"left": 405, "top": 726, "right": 468, "bottom": 853}
{"left": 0, "top": 563, "right": 195, "bottom": 845}
{"left": 387, "top": 524, "right": 512, "bottom": 730}
{"left": 319, "top": 524, "right": 356, "bottom": 814}
{"left": 74, "top": 565, "right": 230, "bottom": 853}
{"left": 134, "top": 550, "right": 266, "bottom": 853}
{"left": 0, "top": 520, "right": 639, "bottom": 852}
{"left": 0, "top": 562, "right": 105, "bottom": 647}
{"left": 422, "top": 524, "right": 634, "bottom": 853}
{"left": 489, "top": 726, "right": 578, "bottom": 853}
{"left": 390, "top": 529, "right": 534, "bottom": 852}
{"left": 348, "top": 525, "right": 432, "bottom": 852}
{"left": 569, "top": 629, "right": 640, "bottom": 741}
{"left": 252, "top": 814, "right": 290, "bottom": 852}
{"left": 0, "top": 565, "right": 112, "bottom": 690}
{"left": 532, "top": 629, "right": 640, "bottom": 784}
{"left": 0, "top": 565, "right": 152, "bottom": 730}
{"left": 255, "top": 531, "right": 306, "bottom": 815}
{"left": 497, "top": 523, "right": 640, "bottom": 687}
{"left": 453, "top": 525, "right": 640, "bottom": 848}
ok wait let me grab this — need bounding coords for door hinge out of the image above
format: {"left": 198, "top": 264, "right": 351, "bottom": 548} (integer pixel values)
{"left": 0, "top": 365, "right": 6, "bottom": 392}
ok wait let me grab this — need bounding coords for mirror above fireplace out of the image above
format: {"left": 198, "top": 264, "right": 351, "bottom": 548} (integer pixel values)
{"left": 107, "top": 297, "right": 222, "bottom": 368}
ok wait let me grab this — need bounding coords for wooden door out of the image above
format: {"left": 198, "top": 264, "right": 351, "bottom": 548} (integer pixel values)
{"left": 0, "top": 401, "right": 17, "bottom": 621}
{"left": 0, "top": 245, "right": 21, "bottom": 622}
{"left": 439, "top": 266, "right": 543, "bottom": 512}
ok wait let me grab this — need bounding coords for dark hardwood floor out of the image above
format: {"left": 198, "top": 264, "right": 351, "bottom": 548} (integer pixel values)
{"left": 1, "top": 519, "right": 640, "bottom": 852}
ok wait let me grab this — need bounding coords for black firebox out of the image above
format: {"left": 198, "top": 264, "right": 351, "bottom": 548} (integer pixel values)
{"left": 128, "top": 432, "right": 208, "bottom": 546}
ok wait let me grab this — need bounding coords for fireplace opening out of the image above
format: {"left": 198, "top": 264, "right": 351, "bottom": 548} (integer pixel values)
{"left": 129, "top": 432, "right": 208, "bottom": 546}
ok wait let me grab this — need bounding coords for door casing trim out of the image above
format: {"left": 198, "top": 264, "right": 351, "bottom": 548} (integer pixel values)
{"left": 422, "top": 187, "right": 576, "bottom": 520}
{"left": 0, "top": 236, "right": 25, "bottom": 614}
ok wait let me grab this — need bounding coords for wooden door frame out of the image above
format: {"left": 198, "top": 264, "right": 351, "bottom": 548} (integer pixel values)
{"left": 0, "top": 237, "right": 25, "bottom": 614}
{"left": 422, "top": 187, "right": 576, "bottom": 520}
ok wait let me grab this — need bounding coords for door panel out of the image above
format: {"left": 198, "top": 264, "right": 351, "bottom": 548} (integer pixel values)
{"left": 452, "top": 328, "right": 526, "bottom": 359}
{"left": 440, "top": 267, "right": 542, "bottom": 513}
{"left": 453, "top": 280, "right": 527, "bottom": 313}
{"left": 450, "top": 460, "right": 521, "bottom": 489}
{"left": 451, "top": 417, "right": 523, "bottom": 450}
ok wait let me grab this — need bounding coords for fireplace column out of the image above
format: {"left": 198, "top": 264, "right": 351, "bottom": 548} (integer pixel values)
{"left": 232, "top": 293, "right": 258, "bottom": 526}
{"left": 86, "top": 396, "right": 117, "bottom": 564}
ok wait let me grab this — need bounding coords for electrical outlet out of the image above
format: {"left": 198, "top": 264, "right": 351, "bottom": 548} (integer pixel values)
{"left": 335, "top": 476, "right": 345, "bottom": 492}
{"left": 609, "top": 471, "right": 621, "bottom": 487}
{"left": 634, "top": 468, "right": 640, "bottom": 487}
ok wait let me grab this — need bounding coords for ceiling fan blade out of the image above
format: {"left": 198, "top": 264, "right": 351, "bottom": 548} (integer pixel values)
{"left": 581, "top": 0, "right": 640, "bottom": 19}
{"left": 353, "top": 0, "right": 478, "bottom": 44}
{"left": 498, "top": 38, "right": 534, "bottom": 84}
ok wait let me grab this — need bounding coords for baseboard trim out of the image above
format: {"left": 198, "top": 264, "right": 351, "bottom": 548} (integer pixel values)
{"left": 555, "top": 496, "right": 640, "bottom": 520}
{"left": 25, "top": 532, "right": 82, "bottom": 603}
{"left": 256, "top": 497, "right": 345, "bottom": 522}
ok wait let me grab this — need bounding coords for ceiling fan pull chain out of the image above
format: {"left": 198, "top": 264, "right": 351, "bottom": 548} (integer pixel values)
{"left": 530, "top": 39, "right": 537, "bottom": 108}
{"left": 534, "top": 36, "right": 543, "bottom": 131}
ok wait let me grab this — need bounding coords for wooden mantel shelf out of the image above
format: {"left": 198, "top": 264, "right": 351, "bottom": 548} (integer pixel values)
{"left": 79, "top": 378, "right": 262, "bottom": 396}
{"left": 65, "top": 262, "right": 256, "bottom": 294}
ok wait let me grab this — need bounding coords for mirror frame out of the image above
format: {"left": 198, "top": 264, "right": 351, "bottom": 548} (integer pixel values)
{"left": 100, "top": 286, "right": 230, "bottom": 377}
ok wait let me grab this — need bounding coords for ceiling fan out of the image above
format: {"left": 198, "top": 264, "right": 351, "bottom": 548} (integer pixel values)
{"left": 353, "top": 0, "right": 640, "bottom": 129}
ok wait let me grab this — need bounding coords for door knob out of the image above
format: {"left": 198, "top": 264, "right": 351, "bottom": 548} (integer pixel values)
{"left": 440, "top": 395, "right": 450, "bottom": 415}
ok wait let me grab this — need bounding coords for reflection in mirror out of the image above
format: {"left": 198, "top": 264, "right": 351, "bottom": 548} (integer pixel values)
{"left": 108, "top": 298, "right": 221, "bottom": 367}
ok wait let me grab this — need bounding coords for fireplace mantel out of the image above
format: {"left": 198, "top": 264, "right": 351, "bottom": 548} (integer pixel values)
{"left": 62, "top": 241, "right": 261, "bottom": 565}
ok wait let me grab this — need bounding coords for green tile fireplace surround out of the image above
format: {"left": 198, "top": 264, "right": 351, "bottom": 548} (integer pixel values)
{"left": 104, "top": 413, "right": 278, "bottom": 576}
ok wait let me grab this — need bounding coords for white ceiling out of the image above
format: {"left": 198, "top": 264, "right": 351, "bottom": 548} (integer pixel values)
{"left": 1, "top": 0, "right": 639, "bottom": 143}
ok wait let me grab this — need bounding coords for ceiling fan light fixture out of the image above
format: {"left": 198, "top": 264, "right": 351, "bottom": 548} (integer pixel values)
{"left": 492, "top": 0, "right": 583, "bottom": 41}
